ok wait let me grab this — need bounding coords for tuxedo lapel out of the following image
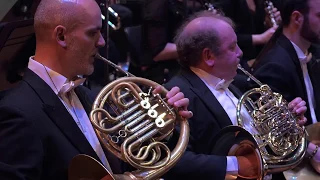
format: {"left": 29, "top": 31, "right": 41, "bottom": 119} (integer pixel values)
{"left": 74, "top": 86, "right": 123, "bottom": 173}
{"left": 307, "top": 51, "right": 320, "bottom": 122}
{"left": 180, "top": 69, "right": 232, "bottom": 128}
{"left": 277, "top": 34, "right": 309, "bottom": 100}
{"left": 278, "top": 35, "right": 318, "bottom": 124}
{"left": 23, "top": 69, "right": 101, "bottom": 162}
{"left": 277, "top": 35, "right": 306, "bottom": 89}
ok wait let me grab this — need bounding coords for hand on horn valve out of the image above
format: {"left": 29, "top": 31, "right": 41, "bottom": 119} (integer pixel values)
{"left": 153, "top": 86, "right": 193, "bottom": 119}
{"left": 288, "top": 97, "right": 308, "bottom": 126}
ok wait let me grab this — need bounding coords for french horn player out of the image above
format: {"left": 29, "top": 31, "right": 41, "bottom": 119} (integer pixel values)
{"left": 251, "top": 0, "right": 320, "bottom": 179}
{"left": 69, "top": 54, "right": 193, "bottom": 180}
{"left": 0, "top": 0, "right": 192, "bottom": 180}
{"left": 161, "top": 11, "right": 309, "bottom": 180}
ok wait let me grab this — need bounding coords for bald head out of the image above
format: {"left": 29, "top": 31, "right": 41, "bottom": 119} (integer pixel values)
{"left": 174, "top": 12, "right": 235, "bottom": 67}
{"left": 184, "top": 17, "right": 232, "bottom": 37}
{"left": 34, "top": 0, "right": 100, "bottom": 42}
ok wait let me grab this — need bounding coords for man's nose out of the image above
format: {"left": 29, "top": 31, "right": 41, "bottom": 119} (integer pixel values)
{"left": 237, "top": 45, "right": 243, "bottom": 58}
{"left": 97, "top": 32, "right": 106, "bottom": 47}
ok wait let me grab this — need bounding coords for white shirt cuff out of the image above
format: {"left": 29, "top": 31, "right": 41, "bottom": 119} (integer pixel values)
{"left": 225, "top": 156, "right": 238, "bottom": 180}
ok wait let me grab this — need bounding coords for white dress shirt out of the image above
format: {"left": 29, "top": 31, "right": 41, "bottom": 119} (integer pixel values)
{"left": 28, "top": 57, "right": 112, "bottom": 172}
{"left": 190, "top": 67, "right": 266, "bottom": 180}
{"left": 190, "top": 67, "right": 242, "bottom": 179}
{"left": 290, "top": 41, "right": 318, "bottom": 124}
{"left": 290, "top": 42, "right": 320, "bottom": 168}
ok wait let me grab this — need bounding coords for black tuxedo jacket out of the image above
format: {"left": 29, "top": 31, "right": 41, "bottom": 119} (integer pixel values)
{"left": 163, "top": 68, "right": 243, "bottom": 180}
{"left": 253, "top": 34, "right": 320, "bottom": 125}
{"left": 0, "top": 69, "right": 122, "bottom": 180}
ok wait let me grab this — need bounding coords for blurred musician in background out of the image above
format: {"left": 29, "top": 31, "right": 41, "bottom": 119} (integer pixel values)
{"left": 87, "top": 0, "right": 133, "bottom": 88}
{"left": 141, "top": 0, "right": 217, "bottom": 84}
{"left": 108, "top": 0, "right": 133, "bottom": 64}
{"left": 214, "top": 0, "right": 281, "bottom": 93}
{"left": 217, "top": 0, "right": 281, "bottom": 70}
{"left": 0, "top": 0, "right": 192, "bottom": 179}
{"left": 163, "top": 11, "right": 307, "bottom": 180}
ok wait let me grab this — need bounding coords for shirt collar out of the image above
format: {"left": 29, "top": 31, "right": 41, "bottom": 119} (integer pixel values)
{"left": 290, "top": 41, "right": 308, "bottom": 61}
{"left": 190, "top": 66, "right": 233, "bottom": 90}
{"left": 28, "top": 56, "right": 68, "bottom": 95}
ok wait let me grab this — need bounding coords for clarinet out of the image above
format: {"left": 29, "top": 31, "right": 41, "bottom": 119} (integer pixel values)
{"left": 195, "top": 0, "right": 216, "bottom": 12}
{"left": 265, "top": 0, "right": 278, "bottom": 27}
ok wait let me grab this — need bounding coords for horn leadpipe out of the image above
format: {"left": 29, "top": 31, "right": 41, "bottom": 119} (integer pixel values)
{"left": 237, "top": 64, "right": 263, "bottom": 86}
{"left": 95, "top": 53, "right": 134, "bottom": 77}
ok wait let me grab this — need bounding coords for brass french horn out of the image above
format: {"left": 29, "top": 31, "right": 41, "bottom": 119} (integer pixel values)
{"left": 211, "top": 64, "right": 307, "bottom": 180}
{"left": 68, "top": 54, "right": 190, "bottom": 180}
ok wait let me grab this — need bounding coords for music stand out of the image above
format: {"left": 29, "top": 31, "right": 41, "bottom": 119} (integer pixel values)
{"left": 0, "top": 18, "right": 34, "bottom": 90}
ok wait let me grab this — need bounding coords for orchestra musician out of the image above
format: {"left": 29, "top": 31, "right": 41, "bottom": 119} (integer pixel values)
{"left": 107, "top": 0, "right": 134, "bottom": 64}
{"left": 252, "top": 0, "right": 320, "bottom": 173}
{"left": 0, "top": 0, "right": 192, "bottom": 179}
{"left": 164, "top": 11, "right": 308, "bottom": 180}
{"left": 214, "top": 0, "right": 281, "bottom": 93}
{"left": 141, "top": 0, "right": 217, "bottom": 84}
{"left": 253, "top": 0, "right": 320, "bottom": 126}
{"left": 87, "top": 0, "right": 133, "bottom": 87}
{"left": 216, "top": 0, "right": 281, "bottom": 70}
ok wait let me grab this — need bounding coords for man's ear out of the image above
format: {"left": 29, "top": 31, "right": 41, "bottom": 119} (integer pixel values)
{"left": 292, "top": 11, "right": 304, "bottom": 27}
{"left": 54, "top": 25, "right": 67, "bottom": 48}
{"left": 203, "top": 48, "right": 215, "bottom": 66}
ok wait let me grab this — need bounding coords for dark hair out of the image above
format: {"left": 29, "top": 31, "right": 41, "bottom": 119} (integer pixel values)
{"left": 280, "top": 0, "right": 310, "bottom": 27}
{"left": 174, "top": 11, "right": 235, "bottom": 68}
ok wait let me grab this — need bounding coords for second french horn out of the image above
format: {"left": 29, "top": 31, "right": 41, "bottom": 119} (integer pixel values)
{"left": 211, "top": 65, "right": 307, "bottom": 179}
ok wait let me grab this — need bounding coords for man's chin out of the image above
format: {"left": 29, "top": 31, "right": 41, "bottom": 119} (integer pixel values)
{"left": 90, "top": 56, "right": 96, "bottom": 63}
{"left": 83, "top": 67, "right": 95, "bottom": 76}
{"left": 224, "top": 73, "right": 236, "bottom": 81}
{"left": 230, "top": 71, "right": 238, "bottom": 80}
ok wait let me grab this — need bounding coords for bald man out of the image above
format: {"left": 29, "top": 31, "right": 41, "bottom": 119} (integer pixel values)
{"left": 0, "top": 0, "right": 192, "bottom": 179}
{"left": 164, "top": 11, "right": 308, "bottom": 180}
